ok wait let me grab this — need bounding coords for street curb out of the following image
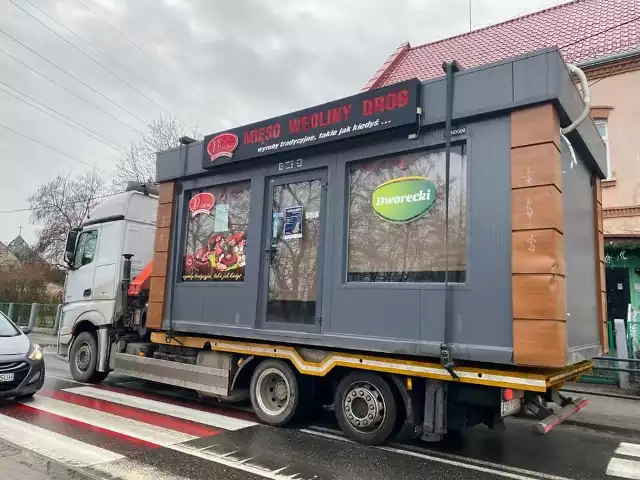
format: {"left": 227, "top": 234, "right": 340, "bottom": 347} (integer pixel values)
{"left": 0, "top": 438, "right": 103, "bottom": 480}
{"left": 563, "top": 418, "right": 640, "bottom": 437}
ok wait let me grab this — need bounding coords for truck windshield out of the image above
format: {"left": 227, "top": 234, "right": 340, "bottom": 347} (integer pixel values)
{"left": 0, "top": 311, "right": 20, "bottom": 337}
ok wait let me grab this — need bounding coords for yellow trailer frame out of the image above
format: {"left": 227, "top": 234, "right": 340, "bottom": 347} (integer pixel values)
{"left": 151, "top": 332, "right": 592, "bottom": 393}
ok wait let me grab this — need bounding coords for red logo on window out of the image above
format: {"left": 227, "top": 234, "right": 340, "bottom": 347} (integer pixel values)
{"left": 206, "top": 133, "right": 239, "bottom": 161}
{"left": 189, "top": 192, "right": 215, "bottom": 216}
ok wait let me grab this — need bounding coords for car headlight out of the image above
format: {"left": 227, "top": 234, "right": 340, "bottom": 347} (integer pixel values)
{"left": 28, "top": 343, "right": 43, "bottom": 361}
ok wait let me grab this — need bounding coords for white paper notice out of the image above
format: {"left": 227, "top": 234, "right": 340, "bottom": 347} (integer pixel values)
{"left": 214, "top": 204, "right": 229, "bottom": 232}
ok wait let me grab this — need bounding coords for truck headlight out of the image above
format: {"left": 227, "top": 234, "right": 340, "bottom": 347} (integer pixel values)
{"left": 28, "top": 343, "right": 43, "bottom": 361}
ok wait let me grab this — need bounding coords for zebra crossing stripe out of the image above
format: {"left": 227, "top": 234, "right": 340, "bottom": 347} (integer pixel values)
{"left": 606, "top": 457, "right": 640, "bottom": 479}
{"left": 0, "top": 413, "right": 123, "bottom": 467}
{"left": 617, "top": 443, "right": 640, "bottom": 460}
{"left": 64, "top": 386, "right": 257, "bottom": 431}
{"left": 19, "top": 395, "right": 196, "bottom": 446}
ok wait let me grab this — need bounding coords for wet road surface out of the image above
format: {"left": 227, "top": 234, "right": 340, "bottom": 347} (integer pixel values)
{"left": 0, "top": 350, "right": 637, "bottom": 479}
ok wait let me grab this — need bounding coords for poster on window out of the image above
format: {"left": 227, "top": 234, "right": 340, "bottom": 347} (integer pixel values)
{"left": 283, "top": 206, "right": 303, "bottom": 240}
{"left": 182, "top": 185, "right": 250, "bottom": 282}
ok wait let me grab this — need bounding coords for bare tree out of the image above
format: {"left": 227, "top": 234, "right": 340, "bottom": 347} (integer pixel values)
{"left": 112, "top": 114, "right": 201, "bottom": 191}
{"left": 28, "top": 170, "right": 107, "bottom": 267}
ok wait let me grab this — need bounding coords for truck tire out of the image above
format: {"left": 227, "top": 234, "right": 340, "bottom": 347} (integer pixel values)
{"left": 249, "top": 359, "right": 300, "bottom": 427}
{"left": 334, "top": 371, "right": 398, "bottom": 445}
{"left": 69, "top": 331, "right": 109, "bottom": 383}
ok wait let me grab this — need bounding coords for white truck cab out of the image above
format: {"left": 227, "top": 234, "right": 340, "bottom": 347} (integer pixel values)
{"left": 58, "top": 184, "right": 158, "bottom": 380}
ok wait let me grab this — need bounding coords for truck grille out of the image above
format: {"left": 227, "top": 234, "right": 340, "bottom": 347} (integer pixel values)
{"left": 0, "top": 362, "right": 29, "bottom": 391}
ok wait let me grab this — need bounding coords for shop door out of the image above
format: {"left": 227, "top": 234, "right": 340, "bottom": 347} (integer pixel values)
{"left": 260, "top": 170, "right": 327, "bottom": 331}
{"left": 605, "top": 267, "right": 630, "bottom": 321}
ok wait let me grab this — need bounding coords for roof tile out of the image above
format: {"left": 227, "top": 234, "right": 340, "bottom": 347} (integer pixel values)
{"left": 367, "top": 0, "right": 640, "bottom": 89}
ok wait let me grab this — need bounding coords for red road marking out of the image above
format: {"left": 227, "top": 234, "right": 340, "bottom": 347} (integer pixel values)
{"left": 39, "top": 389, "right": 222, "bottom": 437}
{"left": 94, "top": 383, "right": 257, "bottom": 422}
{"left": 11, "top": 403, "right": 160, "bottom": 450}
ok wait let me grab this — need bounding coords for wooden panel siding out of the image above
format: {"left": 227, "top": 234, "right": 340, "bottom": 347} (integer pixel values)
{"left": 510, "top": 104, "right": 567, "bottom": 368}
{"left": 593, "top": 177, "right": 608, "bottom": 353}
{"left": 147, "top": 182, "right": 175, "bottom": 330}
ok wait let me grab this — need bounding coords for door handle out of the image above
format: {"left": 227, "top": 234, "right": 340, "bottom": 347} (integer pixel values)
{"left": 83, "top": 288, "right": 92, "bottom": 297}
{"left": 264, "top": 246, "right": 277, "bottom": 261}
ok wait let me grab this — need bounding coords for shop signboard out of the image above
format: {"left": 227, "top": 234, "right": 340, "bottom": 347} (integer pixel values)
{"left": 202, "top": 78, "right": 421, "bottom": 168}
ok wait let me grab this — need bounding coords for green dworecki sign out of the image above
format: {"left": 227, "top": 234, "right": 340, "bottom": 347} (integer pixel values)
{"left": 371, "top": 176, "right": 436, "bottom": 223}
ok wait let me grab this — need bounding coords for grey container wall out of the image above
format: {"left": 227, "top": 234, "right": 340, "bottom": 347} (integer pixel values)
{"left": 156, "top": 47, "right": 605, "bottom": 366}
{"left": 562, "top": 144, "right": 601, "bottom": 363}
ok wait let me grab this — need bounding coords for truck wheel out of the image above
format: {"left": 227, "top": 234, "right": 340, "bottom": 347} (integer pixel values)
{"left": 334, "top": 372, "right": 398, "bottom": 445}
{"left": 69, "top": 331, "right": 108, "bottom": 384}
{"left": 250, "top": 359, "right": 300, "bottom": 427}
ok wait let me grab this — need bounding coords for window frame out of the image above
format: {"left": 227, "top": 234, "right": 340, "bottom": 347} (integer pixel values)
{"left": 73, "top": 229, "right": 98, "bottom": 269}
{"left": 594, "top": 118, "right": 612, "bottom": 179}
{"left": 344, "top": 144, "right": 468, "bottom": 285}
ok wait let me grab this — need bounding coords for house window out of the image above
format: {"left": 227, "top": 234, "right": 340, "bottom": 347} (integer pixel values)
{"left": 346, "top": 146, "right": 467, "bottom": 283}
{"left": 182, "top": 181, "right": 250, "bottom": 282}
{"left": 594, "top": 118, "right": 612, "bottom": 179}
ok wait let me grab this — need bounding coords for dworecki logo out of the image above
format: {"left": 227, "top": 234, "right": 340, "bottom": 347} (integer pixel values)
{"left": 371, "top": 176, "right": 436, "bottom": 223}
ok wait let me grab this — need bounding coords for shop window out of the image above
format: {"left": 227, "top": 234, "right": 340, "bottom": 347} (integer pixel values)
{"left": 594, "top": 118, "right": 612, "bottom": 179}
{"left": 346, "top": 146, "right": 467, "bottom": 283}
{"left": 182, "top": 181, "right": 250, "bottom": 282}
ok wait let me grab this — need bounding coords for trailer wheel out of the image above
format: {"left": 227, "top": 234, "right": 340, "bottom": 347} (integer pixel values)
{"left": 250, "top": 359, "right": 300, "bottom": 427}
{"left": 69, "top": 331, "right": 108, "bottom": 383}
{"left": 334, "top": 372, "right": 398, "bottom": 445}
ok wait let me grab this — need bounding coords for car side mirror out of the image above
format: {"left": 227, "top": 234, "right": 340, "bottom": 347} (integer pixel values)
{"left": 21, "top": 326, "right": 31, "bottom": 335}
{"left": 65, "top": 229, "right": 80, "bottom": 266}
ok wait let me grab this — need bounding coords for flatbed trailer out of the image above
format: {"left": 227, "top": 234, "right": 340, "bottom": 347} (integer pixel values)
{"left": 108, "top": 330, "right": 592, "bottom": 444}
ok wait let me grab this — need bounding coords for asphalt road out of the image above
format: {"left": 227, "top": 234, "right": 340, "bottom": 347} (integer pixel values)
{"left": 0, "top": 351, "right": 637, "bottom": 480}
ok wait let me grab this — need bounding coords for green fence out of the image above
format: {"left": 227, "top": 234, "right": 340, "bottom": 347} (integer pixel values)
{"left": 0, "top": 302, "right": 61, "bottom": 329}
{"left": 580, "top": 317, "right": 640, "bottom": 386}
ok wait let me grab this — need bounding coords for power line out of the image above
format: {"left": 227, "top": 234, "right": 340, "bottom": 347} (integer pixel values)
{"left": 559, "top": 15, "right": 640, "bottom": 49}
{"left": 72, "top": 0, "right": 184, "bottom": 85}
{"left": 16, "top": 0, "right": 189, "bottom": 125}
{"left": 0, "top": 80, "right": 126, "bottom": 153}
{"left": 0, "top": 122, "right": 114, "bottom": 176}
{"left": 0, "top": 48, "right": 145, "bottom": 136}
{"left": 0, "top": 191, "right": 122, "bottom": 214}
{"left": 0, "top": 27, "right": 148, "bottom": 125}
{"left": 10, "top": 0, "right": 193, "bottom": 128}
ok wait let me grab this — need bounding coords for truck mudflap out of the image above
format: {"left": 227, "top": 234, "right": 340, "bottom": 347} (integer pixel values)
{"left": 522, "top": 390, "right": 589, "bottom": 436}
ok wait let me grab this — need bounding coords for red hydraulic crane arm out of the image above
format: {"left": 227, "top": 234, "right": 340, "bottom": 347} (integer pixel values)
{"left": 128, "top": 261, "right": 152, "bottom": 296}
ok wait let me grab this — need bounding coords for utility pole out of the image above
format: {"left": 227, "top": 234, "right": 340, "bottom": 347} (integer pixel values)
{"left": 468, "top": 0, "right": 472, "bottom": 31}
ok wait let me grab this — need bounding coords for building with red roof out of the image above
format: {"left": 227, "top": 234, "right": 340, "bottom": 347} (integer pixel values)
{"left": 365, "top": 0, "right": 640, "bottom": 328}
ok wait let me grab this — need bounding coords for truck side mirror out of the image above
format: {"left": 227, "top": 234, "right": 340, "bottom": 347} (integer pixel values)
{"left": 64, "top": 229, "right": 80, "bottom": 266}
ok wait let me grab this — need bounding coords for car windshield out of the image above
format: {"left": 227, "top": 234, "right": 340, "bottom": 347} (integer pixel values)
{"left": 0, "top": 311, "right": 20, "bottom": 337}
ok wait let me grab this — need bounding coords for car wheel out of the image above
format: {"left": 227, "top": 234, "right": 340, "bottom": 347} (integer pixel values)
{"left": 14, "top": 392, "right": 35, "bottom": 401}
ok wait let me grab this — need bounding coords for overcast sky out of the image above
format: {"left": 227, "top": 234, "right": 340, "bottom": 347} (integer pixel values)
{"left": 0, "top": 0, "right": 571, "bottom": 246}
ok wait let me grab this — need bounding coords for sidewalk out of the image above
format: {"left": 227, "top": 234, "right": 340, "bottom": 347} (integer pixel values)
{"left": 561, "top": 382, "right": 640, "bottom": 435}
{"left": 0, "top": 438, "right": 94, "bottom": 480}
